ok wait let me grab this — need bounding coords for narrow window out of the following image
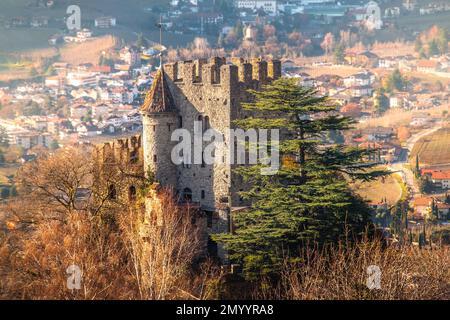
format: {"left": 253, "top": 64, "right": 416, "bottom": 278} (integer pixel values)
{"left": 183, "top": 188, "right": 192, "bottom": 202}
{"left": 108, "top": 184, "right": 117, "bottom": 200}
{"left": 129, "top": 185, "right": 137, "bottom": 201}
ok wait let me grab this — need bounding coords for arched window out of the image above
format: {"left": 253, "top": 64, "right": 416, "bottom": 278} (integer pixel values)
{"left": 129, "top": 185, "right": 137, "bottom": 201}
{"left": 130, "top": 150, "right": 138, "bottom": 163}
{"left": 183, "top": 188, "right": 193, "bottom": 202}
{"left": 108, "top": 184, "right": 117, "bottom": 200}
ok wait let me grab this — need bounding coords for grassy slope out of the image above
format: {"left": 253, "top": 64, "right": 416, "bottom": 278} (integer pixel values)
{"left": 351, "top": 171, "right": 403, "bottom": 206}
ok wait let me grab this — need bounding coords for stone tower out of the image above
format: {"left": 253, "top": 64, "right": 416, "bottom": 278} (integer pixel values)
{"left": 141, "top": 68, "right": 178, "bottom": 187}
{"left": 140, "top": 57, "right": 282, "bottom": 259}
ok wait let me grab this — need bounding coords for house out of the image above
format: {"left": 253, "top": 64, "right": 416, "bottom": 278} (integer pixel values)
{"left": 345, "top": 51, "right": 379, "bottom": 68}
{"left": 45, "top": 76, "right": 62, "bottom": 88}
{"left": 344, "top": 71, "right": 375, "bottom": 88}
{"left": 429, "top": 170, "right": 450, "bottom": 189}
{"left": 389, "top": 92, "right": 412, "bottom": 109}
{"left": 436, "top": 203, "right": 450, "bottom": 220}
{"left": 119, "top": 46, "right": 141, "bottom": 67}
{"left": 349, "top": 85, "right": 373, "bottom": 98}
{"left": 417, "top": 60, "right": 440, "bottom": 73}
{"left": 234, "top": 0, "right": 279, "bottom": 16}
{"left": 105, "top": 115, "right": 123, "bottom": 127}
{"left": 410, "top": 115, "right": 431, "bottom": 127}
{"left": 364, "top": 127, "right": 394, "bottom": 142}
{"left": 378, "top": 57, "right": 398, "bottom": 69}
{"left": 66, "top": 71, "right": 98, "bottom": 87}
{"left": 92, "top": 104, "right": 110, "bottom": 120}
{"left": 412, "top": 196, "right": 434, "bottom": 217}
{"left": 340, "top": 103, "right": 362, "bottom": 118}
{"left": 30, "top": 16, "right": 49, "bottom": 28}
{"left": 94, "top": 16, "right": 117, "bottom": 29}
{"left": 10, "top": 132, "right": 53, "bottom": 149}
{"left": 76, "top": 123, "right": 101, "bottom": 137}
{"left": 198, "top": 13, "right": 224, "bottom": 25}
{"left": 70, "top": 105, "right": 90, "bottom": 119}
{"left": 77, "top": 29, "right": 93, "bottom": 40}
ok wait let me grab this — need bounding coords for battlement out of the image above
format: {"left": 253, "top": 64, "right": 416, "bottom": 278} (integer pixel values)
{"left": 163, "top": 57, "right": 281, "bottom": 87}
{"left": 97, "top": 135, "right": 143, "bottom": 165}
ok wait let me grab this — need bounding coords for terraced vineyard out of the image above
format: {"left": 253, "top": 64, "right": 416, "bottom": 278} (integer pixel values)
{"left": 410, "top": 127, "right": 450, "bottom": 166}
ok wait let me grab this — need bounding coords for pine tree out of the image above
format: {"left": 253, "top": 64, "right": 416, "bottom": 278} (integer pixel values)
{"left": 214, "top": 78, "right": 389, "bottom": 279}
{"left": 415, "top": 155, "right": 420, "bottom": 176}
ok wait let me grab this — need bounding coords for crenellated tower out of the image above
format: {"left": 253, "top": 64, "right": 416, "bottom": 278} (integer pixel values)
{"left": 140, "top": 57, "right": 282, "bottom": 260}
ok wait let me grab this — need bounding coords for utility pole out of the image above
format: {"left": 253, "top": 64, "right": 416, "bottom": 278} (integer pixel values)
{"left": 156, "top": 15, "right": 165, "bottom": 108}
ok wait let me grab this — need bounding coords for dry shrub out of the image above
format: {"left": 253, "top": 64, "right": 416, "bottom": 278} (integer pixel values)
{"left": 0, "top": 144, "right": 217, "bottom": 300}
{"left": 257, "top": 240, "right": 450, "bottom": 300}
{"left": 0, "top": 189, "right": 217, "bottom": 300}
{"left": 119, "top": 188, "right": 216, "bottom": 300}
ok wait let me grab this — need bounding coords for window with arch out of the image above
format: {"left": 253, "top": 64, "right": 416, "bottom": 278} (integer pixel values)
{"left": 183, "top": 188, "right": 193, "bottom": 202}
{"left": 108, "top": 184, "right": 117, "bottom": 200}
{"left": 130, "top": 150, "right": 138, "bottom": 163}
{"left": 129, "top": 185, "right": 137, "bottom": 201}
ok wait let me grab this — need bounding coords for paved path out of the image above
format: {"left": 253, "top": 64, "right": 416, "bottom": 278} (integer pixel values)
{"left": 388, "top": 123, "right": 443, "bottom": 200}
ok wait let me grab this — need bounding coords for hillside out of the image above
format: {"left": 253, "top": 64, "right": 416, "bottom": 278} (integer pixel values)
{"left": 410, "top": 127, "right": 450, "bottom": 167}
{"left": 0, "top": 0, "right": 193, "bottom": 53}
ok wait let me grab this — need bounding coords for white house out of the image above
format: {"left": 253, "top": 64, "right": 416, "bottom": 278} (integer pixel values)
{"left": 94, "top": 16, "right": 116, "bottom": 29}
{"left": 235, "top": 0, "right": 278, "bottom": 15}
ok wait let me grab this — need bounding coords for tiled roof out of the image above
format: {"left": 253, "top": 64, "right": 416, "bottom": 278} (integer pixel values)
{"left": 431, "top": 171, "right": 450, "bottom": 180}
{"left": 140, "top": 68, "right": 175, "bottom": 113}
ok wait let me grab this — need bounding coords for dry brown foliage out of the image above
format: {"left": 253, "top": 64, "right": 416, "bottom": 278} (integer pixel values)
{"left": 0, "top": 146, "right": 218, "bottom": 300}
{"left": 255, "top": 240, "right": 450, "bottom": 300}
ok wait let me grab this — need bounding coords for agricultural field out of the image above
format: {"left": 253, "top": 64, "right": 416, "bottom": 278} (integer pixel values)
{"left": 410, "top": 128, "right": 450, "bottom": 166}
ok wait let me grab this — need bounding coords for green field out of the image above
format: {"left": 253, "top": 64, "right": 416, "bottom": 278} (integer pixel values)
{"left": 410, "top": 128, "right": 450, "bottom": 167}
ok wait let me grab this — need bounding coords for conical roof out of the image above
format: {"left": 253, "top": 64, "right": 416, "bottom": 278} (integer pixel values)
{"left": 141, "top": 68, "right": 175, "bottom": 113}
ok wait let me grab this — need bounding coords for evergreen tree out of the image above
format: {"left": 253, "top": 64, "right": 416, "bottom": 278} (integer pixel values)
{"left": 428, "top": 40, "right": 440, "bottom": 56}
{"left": 333, "top": 43, "right": 345, "bottom": 64}
{"left": 414, "top": 38, "right": 422, "bottom": 53}
{"left": 214, "top": 78, "right": 388, "bottom": 279}
{"left": 415, "top": 155, "right": 420, "bottom": 177}
{"left": 437, "top": 27, "right": 449, "bottom": 54}
{"left": 1, "top": 187, "right": 10, "bottom": 199}
{"left": 374, "top": 89, "right": 389, "bottom": 115}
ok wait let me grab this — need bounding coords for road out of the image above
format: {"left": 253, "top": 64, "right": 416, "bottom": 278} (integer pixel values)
{"left": 388, "top": 123, "right": 444, "bottom": 200}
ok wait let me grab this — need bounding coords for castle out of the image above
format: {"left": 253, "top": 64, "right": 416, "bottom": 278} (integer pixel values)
{"left": 97, "top": 57, "right": 281, "bottom": 259}
{"left": 139, "top": 57, "right": 281, "bottom": 258}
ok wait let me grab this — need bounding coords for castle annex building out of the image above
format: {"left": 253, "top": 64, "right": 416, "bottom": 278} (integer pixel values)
{"left": 140, "top": 57, "right": 281, "bottom": 257}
